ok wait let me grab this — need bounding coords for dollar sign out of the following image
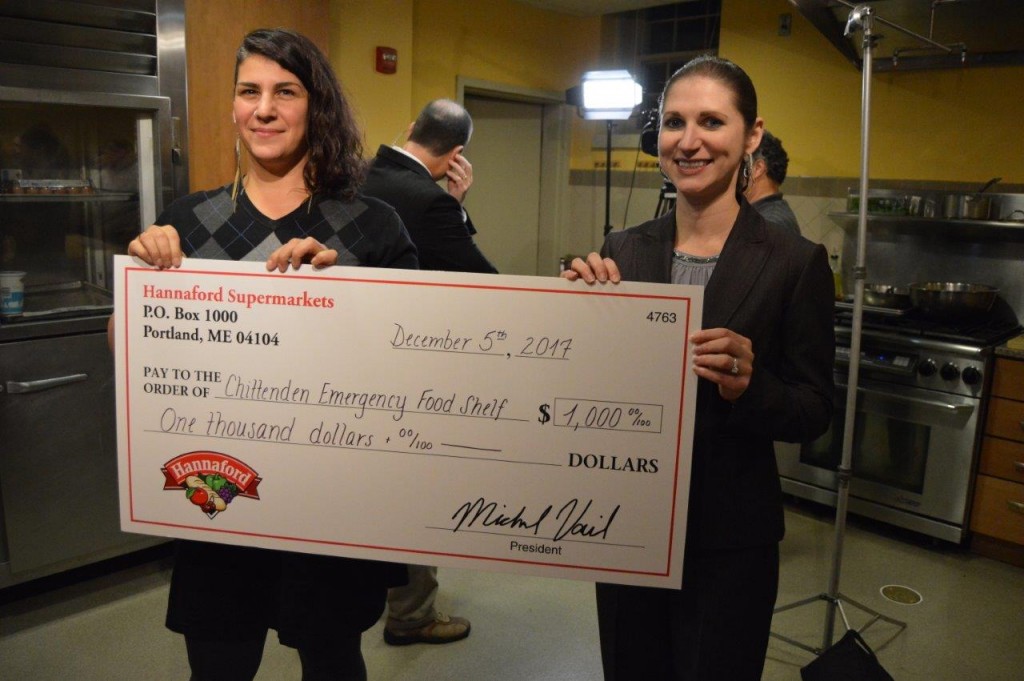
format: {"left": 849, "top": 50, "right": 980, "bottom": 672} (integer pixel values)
{"left": 537, "top": 403, "right": 551, "bottom": 424}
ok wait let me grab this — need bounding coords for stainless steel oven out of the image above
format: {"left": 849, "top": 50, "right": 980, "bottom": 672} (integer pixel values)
{"left": 777, "top": 312, "right": 1020, "bottom": 544}
{"left": 0, "top": 0, "right": 187, "bottom": 588}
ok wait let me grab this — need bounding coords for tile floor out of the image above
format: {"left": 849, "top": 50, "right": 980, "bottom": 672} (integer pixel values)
{"left": 2, "top": 502, "right": 1022, "bottom": 680}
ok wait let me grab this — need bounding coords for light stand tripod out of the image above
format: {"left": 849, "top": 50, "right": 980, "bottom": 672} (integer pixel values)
{"left": 654, "top": 179, "right": 675, "bottom": 219}
{"left": 603, "top": 120, "right": 616, "bottom": 236}
{"left": 770, "top": 4, "right": 907, "bottom": 656}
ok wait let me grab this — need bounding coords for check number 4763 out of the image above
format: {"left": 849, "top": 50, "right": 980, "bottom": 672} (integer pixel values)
{"left": 646, "top": 311, "right": 677, "bottom": 323}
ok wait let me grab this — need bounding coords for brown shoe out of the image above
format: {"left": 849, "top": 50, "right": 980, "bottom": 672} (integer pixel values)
{"left": 384, "top": 612, "right": 471, "bottom": 646}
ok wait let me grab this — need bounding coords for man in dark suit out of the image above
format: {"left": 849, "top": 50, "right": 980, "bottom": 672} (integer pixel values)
{"left": 362, "top": 98, "right": 497, "bottom": 273}
{"left": 362, "top": 99, "right": 496, "bottom": 647}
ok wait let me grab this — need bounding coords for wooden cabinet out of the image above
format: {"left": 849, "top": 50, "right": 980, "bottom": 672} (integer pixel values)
{"left": 971, "top": 356, "right": 1024, "bottom": 566}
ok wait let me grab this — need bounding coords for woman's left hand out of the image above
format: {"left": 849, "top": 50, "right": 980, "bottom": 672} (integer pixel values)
{"left": 266, "top": 237, "right": 338, "bottom": 272}
{"left": 689, "top": 327, "right": 754, "bottom": 402}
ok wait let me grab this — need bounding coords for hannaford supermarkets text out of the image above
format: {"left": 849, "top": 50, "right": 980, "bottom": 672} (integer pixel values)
{"left": 142, "top": 284, "right": 334, "bottom": 309}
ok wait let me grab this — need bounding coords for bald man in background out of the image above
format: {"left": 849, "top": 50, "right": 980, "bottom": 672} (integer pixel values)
{"left": 361, "top": 99, "right": 499, "bottom": 647}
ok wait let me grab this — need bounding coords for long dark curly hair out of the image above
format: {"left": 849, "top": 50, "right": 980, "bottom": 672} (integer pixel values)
{"left": 234, "top": 28, "right": 365, "bottom": 200}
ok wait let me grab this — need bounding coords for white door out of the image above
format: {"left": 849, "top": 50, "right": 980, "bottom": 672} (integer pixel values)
{"left": 463, "top": 96, "right": 544, "bottom": 276}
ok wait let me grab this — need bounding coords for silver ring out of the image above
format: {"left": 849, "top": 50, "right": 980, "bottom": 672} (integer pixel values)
{"left": 730, "top": 356, "right": 739, "bottom": 375}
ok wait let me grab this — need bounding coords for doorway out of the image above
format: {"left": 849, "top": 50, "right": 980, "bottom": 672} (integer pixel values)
{"left": 458, "top": 79, "right": 570, "bottom": 277}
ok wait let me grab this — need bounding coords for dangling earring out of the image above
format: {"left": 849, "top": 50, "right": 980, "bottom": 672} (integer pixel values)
{"left": 230, "top": 135, "right": 242, "bottom": 208}
{"left": 741, "top": 153, "right": 753, "bottom": 189}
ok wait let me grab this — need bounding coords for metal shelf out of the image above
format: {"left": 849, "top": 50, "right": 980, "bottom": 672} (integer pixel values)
{"left": 0, "top": 191, "right": 135, "bottom": 203}
{"left": 829, "top": 212, "right": 1024, "bottom": 238}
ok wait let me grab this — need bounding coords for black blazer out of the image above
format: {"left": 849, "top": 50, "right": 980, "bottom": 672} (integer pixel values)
{"left": 362, "top": 145, "right": 498, "bottom": 274}
{"left": 602, "top": 201, "right": 834, "bottom": 553}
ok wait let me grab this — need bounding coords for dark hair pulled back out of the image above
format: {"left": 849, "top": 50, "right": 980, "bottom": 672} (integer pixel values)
{"left": 659, "top": 54, "right": 759, "bottom": 132}
{"left": 659, "top": 55, "right": 759, "bottom": 197}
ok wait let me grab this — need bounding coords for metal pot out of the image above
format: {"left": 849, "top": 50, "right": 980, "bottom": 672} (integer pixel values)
{"left": 941, "top": 178, "right": 1001, "bottom": 220}
{"left": 958, "top": 194, "right": 992, "bottom": 220}
{"left": 864, "top": 283, "right": 912, "bottom": 309}
{"left": 943, "top": 193, "right": 992, "bottom": 219}
{"left": 909, "top": 282, "right": 999, "bottom": 321}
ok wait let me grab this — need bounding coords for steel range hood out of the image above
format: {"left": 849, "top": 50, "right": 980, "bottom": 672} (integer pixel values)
{"left": 790, "top": 0, "right": 1024, "bottom": 71}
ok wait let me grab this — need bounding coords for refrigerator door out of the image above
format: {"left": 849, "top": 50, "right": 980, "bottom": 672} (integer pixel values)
{"left": 0, "top": 97, "right": 167, "bottom": 327}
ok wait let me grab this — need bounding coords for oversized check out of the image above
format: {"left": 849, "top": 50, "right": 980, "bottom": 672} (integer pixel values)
{"left": 113, "top": 256, "right": 703, "bottom": 588}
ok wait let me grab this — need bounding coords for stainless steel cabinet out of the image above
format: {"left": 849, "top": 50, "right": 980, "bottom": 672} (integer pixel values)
{"left": 0, "top": 0, "right": 185, "bottom": 588}
{"left": 0, "top": 330, "right": 160, "bottom": 587}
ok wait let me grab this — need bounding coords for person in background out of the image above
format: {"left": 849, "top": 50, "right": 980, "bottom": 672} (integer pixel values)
{"left": 362, "top": 99, "right": 496, "bottom": 274}
{"left": 744, "top": 129, "right": 801, "bottom": 234}
{"left": 124, "top": 28, "right": 415, "bottom": 681}
{"left": 360, "top": 98, "right": 489, "bottom": 646}
{"left": 563, "top": 56, "right": 834, "bottom": 680}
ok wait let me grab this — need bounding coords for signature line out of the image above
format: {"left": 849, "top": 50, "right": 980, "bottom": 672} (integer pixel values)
{"left": 424, "top": 525, "right": 645, "bottom": 549}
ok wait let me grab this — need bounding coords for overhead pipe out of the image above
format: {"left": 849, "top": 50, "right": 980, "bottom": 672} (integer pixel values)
{"left": 834, "top": 0, "right": 957, "bottom": 54}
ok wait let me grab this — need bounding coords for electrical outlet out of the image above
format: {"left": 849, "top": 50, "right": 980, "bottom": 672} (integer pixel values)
{"left": 779, "top": 13, "right": 792, "bottom": 37}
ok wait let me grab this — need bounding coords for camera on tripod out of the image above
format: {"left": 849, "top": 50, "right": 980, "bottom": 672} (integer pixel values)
{"left": 639, "top": 107, "right": 659, "bottom": 158}
{"left": 636, "top": 107, "right": 676, "bottom": 217}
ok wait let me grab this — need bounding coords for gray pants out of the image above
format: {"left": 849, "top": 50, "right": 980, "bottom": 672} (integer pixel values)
{"left": 386, "top": 564, "right": 438, "bottom": 631}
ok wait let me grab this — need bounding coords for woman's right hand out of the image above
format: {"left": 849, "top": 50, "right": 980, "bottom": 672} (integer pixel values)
{"left": 128, "top": 225, "right": 183, "bottom": 269}
{"left": 560, "top": 252, "right": 621, "bottom": 284}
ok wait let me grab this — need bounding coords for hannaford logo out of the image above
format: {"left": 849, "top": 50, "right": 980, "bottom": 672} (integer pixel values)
{"left": 162, "top": 451, "right": 261, "bottom": 518}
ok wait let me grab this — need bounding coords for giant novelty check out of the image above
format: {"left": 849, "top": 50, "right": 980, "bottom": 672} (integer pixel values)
{"left": 113, "top": 256, "right": 702, "bottom": 588}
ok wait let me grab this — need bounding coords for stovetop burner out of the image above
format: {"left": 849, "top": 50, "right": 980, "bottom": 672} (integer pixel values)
{"left": 835, "top": 298, "right": 1022, "bottom": 347}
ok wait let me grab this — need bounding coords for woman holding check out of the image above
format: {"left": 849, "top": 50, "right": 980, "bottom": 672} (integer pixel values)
{"left": 563, "top": 56, "right": 835, "bottom": 680}
{"left": 126, "top": 28, "right": 415, "bottom": 681}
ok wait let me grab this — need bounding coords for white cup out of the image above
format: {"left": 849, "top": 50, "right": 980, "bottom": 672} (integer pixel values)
{"left": 0, "top": 271, "right": 26, "bottom": 316}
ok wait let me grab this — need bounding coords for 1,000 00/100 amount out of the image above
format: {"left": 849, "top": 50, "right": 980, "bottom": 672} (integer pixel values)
{"left": 543, "top": 399, "right": 664, "bottom": 434}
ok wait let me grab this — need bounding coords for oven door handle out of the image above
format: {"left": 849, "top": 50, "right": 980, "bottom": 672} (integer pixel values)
{"left": 846, "top": 384, "right": 975, "bottom": 415}
{"left": 4, "top": 374, "right": 89, "bottom": 394}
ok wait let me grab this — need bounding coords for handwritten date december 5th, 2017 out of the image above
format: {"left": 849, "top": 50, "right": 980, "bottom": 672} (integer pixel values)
{"left": 390, "top": 323, "right": 573, "bottom": 360}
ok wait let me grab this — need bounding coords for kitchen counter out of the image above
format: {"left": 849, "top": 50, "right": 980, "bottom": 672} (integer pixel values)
{"left": 995, "top": 334, "right": 1024, "bottom": 360}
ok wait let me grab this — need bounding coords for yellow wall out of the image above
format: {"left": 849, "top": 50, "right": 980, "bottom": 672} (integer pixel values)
{"left": 330, "top": 0, "right": 415, "bottom": 154}
{"left": 408, "top": 0, "right": 599, "bottom": 102}
{"left": 720, "top": 0, "right": 1023, "bottom": 183}
{"left": 191, "top": 0, "right": 1021, "bottom": 185}
{"left": 330, "top": 0, "right": 602, "bottom": 157}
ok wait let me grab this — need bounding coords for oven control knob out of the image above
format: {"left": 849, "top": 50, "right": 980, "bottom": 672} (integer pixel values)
{"left": 917, "top": 359, "right": 937, "bottom": 377}
{"left": 941, "top": 363, "right": 960, "bottom": 381}
{"left": 962, "top": 366, "right": 982, "bottom": 386}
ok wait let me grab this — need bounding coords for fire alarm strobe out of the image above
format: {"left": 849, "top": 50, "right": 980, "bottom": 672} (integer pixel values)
{"left": 376, "top": 46, "right": 397, "bottom": 74}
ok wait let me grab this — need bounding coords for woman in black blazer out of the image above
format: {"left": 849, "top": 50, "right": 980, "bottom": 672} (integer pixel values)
{"left": 564, "top": 56, "right": 835, "bottom": 680}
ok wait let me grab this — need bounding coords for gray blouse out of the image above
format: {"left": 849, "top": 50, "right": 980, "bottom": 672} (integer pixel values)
{"left": 671, "top": 250, "right": 719, "bottom": 287}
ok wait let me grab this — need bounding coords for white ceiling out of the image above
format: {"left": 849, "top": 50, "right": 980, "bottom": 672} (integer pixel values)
{"left": 514, "top": 0, "right": 673, "bottom": 16}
